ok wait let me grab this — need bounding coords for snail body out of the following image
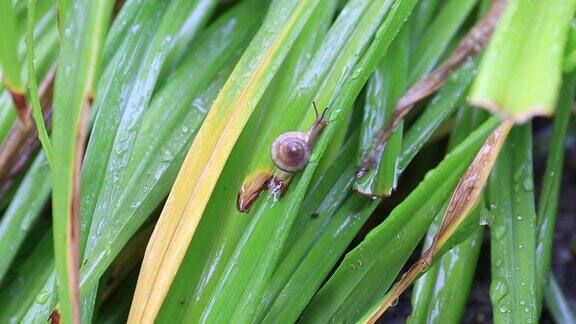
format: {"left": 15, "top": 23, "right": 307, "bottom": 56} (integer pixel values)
{"left": 270, "top": 104, "right": 328, "bottom": 173}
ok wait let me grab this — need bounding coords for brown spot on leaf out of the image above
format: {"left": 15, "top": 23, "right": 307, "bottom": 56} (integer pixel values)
{"left": 49, "top": 309, "right": 61, "bottom": 324}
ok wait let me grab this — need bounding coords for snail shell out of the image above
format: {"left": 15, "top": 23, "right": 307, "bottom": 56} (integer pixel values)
{"left": 271, "top": 131, "right": 310, "bottom": 172}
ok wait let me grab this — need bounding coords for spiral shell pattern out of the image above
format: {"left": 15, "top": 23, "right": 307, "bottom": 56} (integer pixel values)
{"left": 271, "top": 131, "right": 310, "bottom": 172}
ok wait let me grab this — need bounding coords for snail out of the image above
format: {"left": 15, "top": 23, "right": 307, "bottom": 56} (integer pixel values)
{"left": 270, "top": 102, "right": 328, "bottom": 173}
{"left": 237, "top": 103, "right": 330, "bottom": 213}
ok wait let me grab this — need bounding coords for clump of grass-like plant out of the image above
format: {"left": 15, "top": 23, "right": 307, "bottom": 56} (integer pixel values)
{"left": 0, "top": 0, "right": 574, "bottom": 323}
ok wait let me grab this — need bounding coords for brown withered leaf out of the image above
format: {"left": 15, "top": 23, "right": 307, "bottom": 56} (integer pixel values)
{"left": 366, "top": 120, "right": 513, "bottom": 323}
{"left": 359, "top": 0, "right": 508, "bottom": 174}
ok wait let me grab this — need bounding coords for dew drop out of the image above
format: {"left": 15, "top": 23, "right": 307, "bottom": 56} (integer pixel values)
{"left": 493, "top": 225, "right": 507, "bottom": 239}
{"left": 350, "top": 68, "right": 362, "bottom": 79}
{"left": 522, "top": 178, "right": 533, "bottom": 191}
{"left": 375, "top": 24, "right": 386, "bottom": 39}
{"left": 36, "top": 291, "right": 50, "bottom": 304}
{"left": 499, "top": 304, "right": 509, "bottom": 313}
{"left": 162, "top": 149, "right": 174, "bottom": 162}
{"left": 492, "top": 277, "right": 509, "bottom": 302}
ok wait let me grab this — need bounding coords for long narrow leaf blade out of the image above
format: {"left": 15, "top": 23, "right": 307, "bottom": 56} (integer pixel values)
{"left": 0, "top": 153, "right": 50, "bottom": 281}
{"left": 51, "top": 0, "right": 114, "bottom": 322}
{"left": 488, "top": 124, "right": 537, "bottom": 323}
{"left": 27, "top": 0, "right": 54, "bottom": 166}
{"left": 535, "top": 73, "right": 575, "bottom": 313}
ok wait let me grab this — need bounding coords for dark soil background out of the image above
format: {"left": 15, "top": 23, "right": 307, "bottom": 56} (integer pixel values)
{"left": 374, "top": 117, "right": 576, "bottom": 323}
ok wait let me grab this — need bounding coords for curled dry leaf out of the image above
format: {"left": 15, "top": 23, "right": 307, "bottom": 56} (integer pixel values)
{"left": 358, "top": 0, "right": 508, "bottom": 177}
{"left": 366, "top": 119, "right": 513, "bottom": 323}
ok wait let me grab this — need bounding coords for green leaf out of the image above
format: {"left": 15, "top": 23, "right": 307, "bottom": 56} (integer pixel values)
{"left": 355, "top": 0, "right": 478, "bottom": 195}
{"left": 100, "top": 0, "right": 142, "bottom": 65}
{"left": 128, "top": 0, "right": 318, "bottom": 320}
{"left": 285, "top": 131, "right": 358, "bottom": 253}
{"left": 469, "top": 0, "right": 576, "bottom": 122}
{"left": 0, "top": 230, "right": 55, "bottom": 323}
{"left": 410, "top": 0, "right": 442, "bottom": 43}
{"left": 355, "top": 28, "right": 408, "bottom": 196}
{"left": 85, "top": 0, "right": 260, "bottom": 288}
{"left": 0, "top": 0, "right": 25, "bottom": 95}
{"left": 408, "top": 0, "right": 478, "bottom": 84}
{"left": 545, "top": 274, "right": 576, "bottom": 324}
{"left": 535, "top": 73, "right": 575, "bottom": 314}
{"left": 488, "top": 124, "right": 537, "bottom": 323}
{"left": 409, "top": 229, "right": 484, "bottom": 324}
{"left": 57, "top": 0, "right": 69, "bottom": 28}
{"left": 562, "top": 19, "right": 576, "bottom": 72}
{"left": 0, "top": 153, "right": 50, "bottom": 282}
{"left": 77, "top": 0, "right": 230, "bottom": 319}
{"left": 27, "top": 0, "right": 54, "bottom": 167}
{"left": 50, "top": 0, "right": 114, "bottom": 322}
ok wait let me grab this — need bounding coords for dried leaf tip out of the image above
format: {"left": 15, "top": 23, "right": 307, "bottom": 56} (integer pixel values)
{"left": 237, "top": 172, "right": 274, "bottom": 212}
{"left": 237, "top": 172, "right": 289, "bottom": 212}
{"left": 366, "top": 120, "right": 513, "bottom": 323}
